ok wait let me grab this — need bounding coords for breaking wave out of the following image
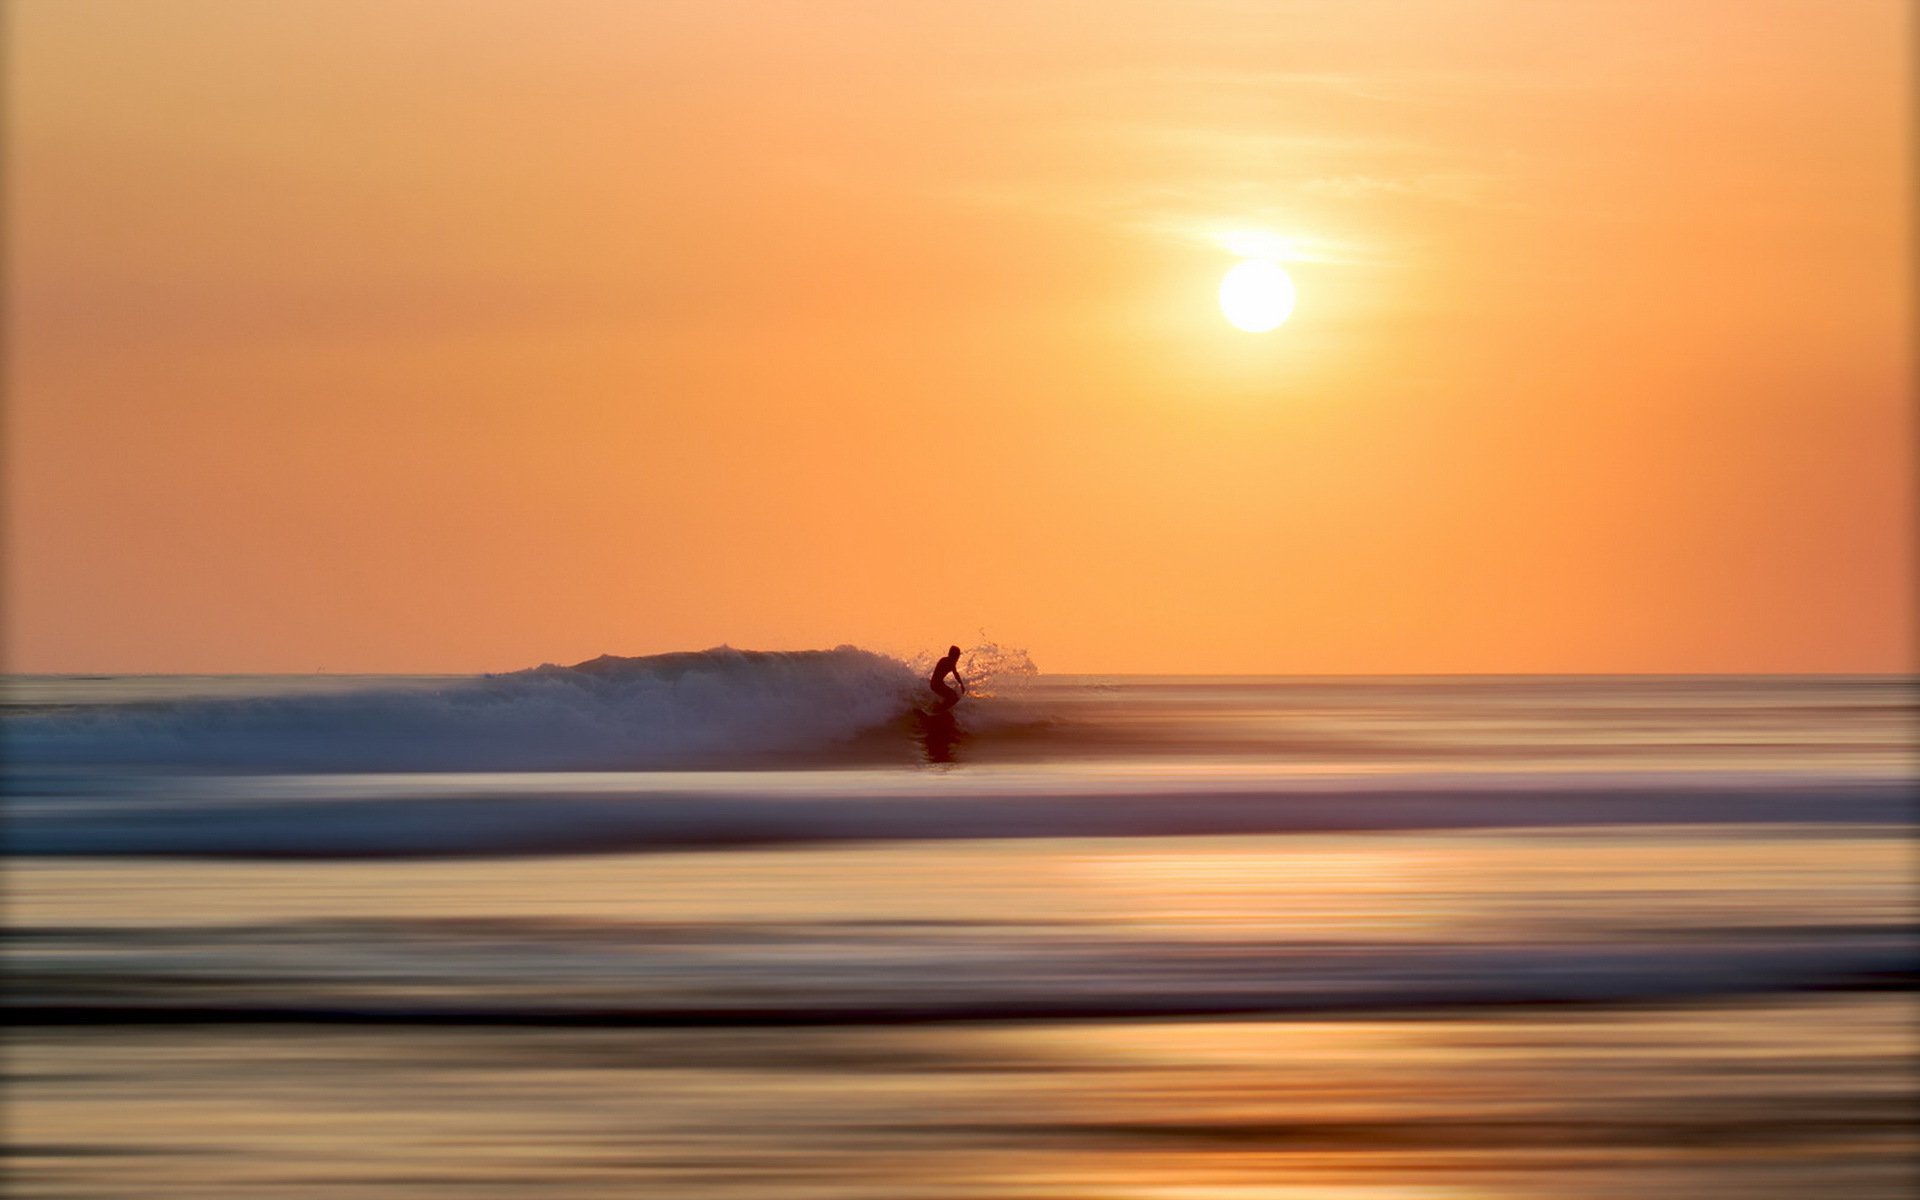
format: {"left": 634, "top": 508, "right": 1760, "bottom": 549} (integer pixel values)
{"left": 3, "top": 646, "right": 927, "bottom": 771}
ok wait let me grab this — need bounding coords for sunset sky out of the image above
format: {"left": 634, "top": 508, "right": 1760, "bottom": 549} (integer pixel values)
{"left": 6, "top": 0, "right": 1911, "bottom": 674}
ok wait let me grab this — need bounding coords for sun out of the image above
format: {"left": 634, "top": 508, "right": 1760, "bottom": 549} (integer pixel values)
{"left": 1218, "top": 258, "right": 1296, "bottom": 332}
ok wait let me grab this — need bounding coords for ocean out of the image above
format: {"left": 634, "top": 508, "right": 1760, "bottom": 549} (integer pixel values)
{"left": 5, "top": 651, "right": 1916, "bottom": 1197}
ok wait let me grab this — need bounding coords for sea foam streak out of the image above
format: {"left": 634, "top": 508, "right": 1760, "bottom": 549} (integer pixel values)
{"left": 4, "top": 647, "right": 922, "bottom": 772}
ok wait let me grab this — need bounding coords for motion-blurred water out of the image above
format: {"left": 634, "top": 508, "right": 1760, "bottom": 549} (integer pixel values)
{"left": 6, "top": 666, "right": 1915, "bottom": 1197}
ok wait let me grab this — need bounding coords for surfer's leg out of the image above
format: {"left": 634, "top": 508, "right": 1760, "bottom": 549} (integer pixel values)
{"left": 930, "top": 680, "right": 958, "bottom": 710}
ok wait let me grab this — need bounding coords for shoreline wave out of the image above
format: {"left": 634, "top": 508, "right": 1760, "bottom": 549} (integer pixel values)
{"left": 12, "top": 933, "right": 1911, "bottom": 1026}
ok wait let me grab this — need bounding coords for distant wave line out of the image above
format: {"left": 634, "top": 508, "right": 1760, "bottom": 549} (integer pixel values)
{"left": 11, "top": 778, "right": 1909, "bottom": 859}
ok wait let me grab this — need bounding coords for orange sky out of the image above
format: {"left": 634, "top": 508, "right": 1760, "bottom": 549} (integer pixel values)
{"left": 5, "top": 0, "right": 1911, "bottom": 674}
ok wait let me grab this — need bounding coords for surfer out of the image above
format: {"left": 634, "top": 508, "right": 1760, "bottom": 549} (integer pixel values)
{"left": 928, "top": 645, "right": 967, "bottom": 712}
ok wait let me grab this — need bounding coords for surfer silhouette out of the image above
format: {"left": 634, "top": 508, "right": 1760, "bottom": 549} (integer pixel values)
{"left": 928, "top": 645, "right": 967, "bottom": 712}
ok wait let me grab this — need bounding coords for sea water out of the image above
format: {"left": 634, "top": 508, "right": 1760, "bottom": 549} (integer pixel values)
{"left": 4, "top": 654, "right": 1915, "bottom": 1197}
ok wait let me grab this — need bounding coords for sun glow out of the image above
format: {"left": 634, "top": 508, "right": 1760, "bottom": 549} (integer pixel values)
{"left": 1216, "top": 230, "right": 1301, "bottom": 260}
{"left": 1218, "top": 258, "right": 1296, "bottom": 332}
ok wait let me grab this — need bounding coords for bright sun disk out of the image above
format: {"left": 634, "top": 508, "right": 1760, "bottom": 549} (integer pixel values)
{"left": 1219, "top": 259, "right": 1296, "bottom": 332}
